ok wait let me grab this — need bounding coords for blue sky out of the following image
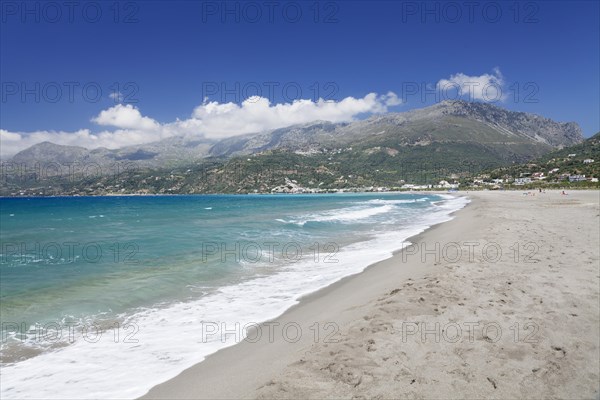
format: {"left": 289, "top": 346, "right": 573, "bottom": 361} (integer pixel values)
{"left": 1, "top": 0, "right": 598, "bottom": 156}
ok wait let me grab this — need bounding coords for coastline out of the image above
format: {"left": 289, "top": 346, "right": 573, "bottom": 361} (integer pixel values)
{"left": 140, "top": 193, "right": 475, "bottom": 399}
{"left": 0, "top": 191, "right": 465, "bottom": 399}
{"left": 141, "top": 190, "right": 600, "bottom": 399}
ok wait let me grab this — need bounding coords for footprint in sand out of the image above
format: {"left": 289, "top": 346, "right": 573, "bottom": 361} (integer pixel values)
{"left": 551, "top": 346, "right": 567, "bottom": 357}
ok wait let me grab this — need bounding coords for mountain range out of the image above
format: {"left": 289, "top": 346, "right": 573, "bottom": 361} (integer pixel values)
{"left": 9, "top": 100, "right": 583, "bottom": 168}
{"left": 2, "top": 100, "right": 590, "bottom": 195}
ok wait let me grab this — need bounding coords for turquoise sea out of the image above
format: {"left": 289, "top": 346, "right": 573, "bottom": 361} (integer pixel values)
{"left": 0, "top": 193, "right": 467, "bottom": 398}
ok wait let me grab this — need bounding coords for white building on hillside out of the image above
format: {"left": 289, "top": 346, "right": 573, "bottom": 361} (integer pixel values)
{"left": 514, "top": 177, "right": 532, "bottom": 185}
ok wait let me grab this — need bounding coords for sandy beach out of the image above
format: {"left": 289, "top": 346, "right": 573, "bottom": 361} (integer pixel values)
{"left": 142, "top": 190, "right": 600, "bottom": 399}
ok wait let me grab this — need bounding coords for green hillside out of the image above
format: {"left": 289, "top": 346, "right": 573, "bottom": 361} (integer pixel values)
{"left": 476, "top": 133, "right": 599, "bottom": 189}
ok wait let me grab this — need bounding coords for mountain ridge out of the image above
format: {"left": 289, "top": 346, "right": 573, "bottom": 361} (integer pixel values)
{"left": 9, "top": 100, "right": 584, "bottom": 167}
{"left": 3, "top": 101, "right": 585, "bottom": 191}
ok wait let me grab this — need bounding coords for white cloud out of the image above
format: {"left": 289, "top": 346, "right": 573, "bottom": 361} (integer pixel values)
{"left": 190, "top": 93, "right": 401, "bottom": 138}
{"left": 437, "top": 68, "right": 506, "bottom": 102}
{"left": 92, "top": 104, "right": 160, "bottom": 131}
{"left": 1, "top": 92, "right": 402, "bottom": 158}
{"left": 383, "top": 91, "right": 402, "bottom": 106}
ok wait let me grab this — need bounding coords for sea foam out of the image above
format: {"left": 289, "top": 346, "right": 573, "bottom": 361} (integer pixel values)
{"left": 0, "top": 194, "right": 468, "bottom": 399}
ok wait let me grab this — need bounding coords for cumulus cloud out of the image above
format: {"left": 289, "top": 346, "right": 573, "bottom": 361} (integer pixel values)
{"left": 190, "top": 92, "right": 401, "bottom": 138}
{"left": 437, "top": 68, "right": 506, "bottom": 102}
{"left": 92, "top": 104, "right": 160, "bottom": 131}
{"left": 1, "top": 92, "right": 402, "bottom": 158}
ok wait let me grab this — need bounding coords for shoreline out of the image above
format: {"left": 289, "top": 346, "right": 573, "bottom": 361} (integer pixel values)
{"left": 140, "top": 193, "right": 475, "bottom": 399}
{"left": 1, "top": 192, "right": 466, "bottom": 399}
{"left": 142, "top": 190, "right": 599, "bottom": 399}
{"left": 1, "top": 187, "right": 598, "bottom": 199}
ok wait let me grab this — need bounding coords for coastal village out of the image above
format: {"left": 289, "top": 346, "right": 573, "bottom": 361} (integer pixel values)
{"left": 2, "top": 139, "right": 597, "bottom": 196}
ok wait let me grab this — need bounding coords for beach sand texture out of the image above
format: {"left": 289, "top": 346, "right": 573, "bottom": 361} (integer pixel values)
{"left": 143, "top": 190, "right": 600, "bottom": 399}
